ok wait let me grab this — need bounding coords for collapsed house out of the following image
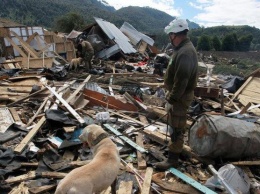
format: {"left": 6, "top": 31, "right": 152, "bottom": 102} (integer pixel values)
{"left": 0, "top": 17, "right": 260, "bottom": 194}
{"left": 0, "top": 18, "right": 75, "bottom": 69}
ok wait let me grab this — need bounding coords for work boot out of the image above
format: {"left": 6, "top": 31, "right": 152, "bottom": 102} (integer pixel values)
{"left": 153, "top": 152, "right": 179, "bottom": 171}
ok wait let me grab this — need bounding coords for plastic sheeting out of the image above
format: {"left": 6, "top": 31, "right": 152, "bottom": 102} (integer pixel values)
{"left": 189, "top": 114, "right": 260, "bottom": 158}
{"left": 205, "top": 164, "right": 250, "bottom": 194}
{"left": 221, "top": 76, "right": 244, "bottom": 93}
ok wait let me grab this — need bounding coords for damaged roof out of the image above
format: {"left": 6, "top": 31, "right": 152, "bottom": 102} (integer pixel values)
{"left": 120, "top": 22, "right": 154, "bottom": 46}
{"left": 94, "top": 17, "right": 136, "bottom": 55}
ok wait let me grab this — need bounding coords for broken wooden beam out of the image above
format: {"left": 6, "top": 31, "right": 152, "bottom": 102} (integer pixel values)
{"left": 5, "top": 171, "right": 67, "bottom": 184}
{"left": 14, "top": 116, "right": 46, "bottom": 154}
{"left": 7, "top": 87, "right": 48, "bottom": 107}
{"left": 45, "top": 85, "right": 85, "bottom": 124}
{"left": 29, "top": 184, "right": 56, "bottom": 194}
{"left": 118, "top": 181, "right": 133, "bottom": 194}
{"left": 232, "top": 161, "right": 260, "bottom": 166}
{"left": 26, "top": 97, "right": 48, "bottom": 127}
{"left": 136, "top": 133, "right": 147, "bottom": 170}
{"left": 141, "top": 167, "right": 153, "bottom": 194}
{"left": 66, "top": 75, "right": 91, "bottom": 104}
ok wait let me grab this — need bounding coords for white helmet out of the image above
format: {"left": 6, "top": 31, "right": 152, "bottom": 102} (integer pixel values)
{"left": 164, "top": 18, "right": 189, "bottom": 34}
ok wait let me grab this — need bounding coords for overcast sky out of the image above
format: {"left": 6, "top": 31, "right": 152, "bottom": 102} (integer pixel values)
{"left": 105, "top": 0, "right": 260, "bottom": 29}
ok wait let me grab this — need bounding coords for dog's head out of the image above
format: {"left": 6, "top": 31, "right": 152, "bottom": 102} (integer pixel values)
{"left": 79, "top": 124, "right": 108, "bottom": 147}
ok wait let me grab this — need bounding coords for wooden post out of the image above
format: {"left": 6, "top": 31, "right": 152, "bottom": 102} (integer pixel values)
{"left": 141, "top": 167, "right": 153, "bottom": 194}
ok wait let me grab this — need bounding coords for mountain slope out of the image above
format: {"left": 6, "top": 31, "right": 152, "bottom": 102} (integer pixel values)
{"left": 0, "top": 0, "right": 199, "bottom": 34}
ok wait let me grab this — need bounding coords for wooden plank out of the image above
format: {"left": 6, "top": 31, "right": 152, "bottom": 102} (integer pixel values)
{"left": 40, "top": 171, "right": 67, "bottom": 179}
{"left": 241, "top": 89, "right": 260, "bottom": 98}
{"left": 124, "top": 92, "right": 146, "bottom": 111}
{"left": 239, "top": 102, "right": 251, "bottom": 114}
{"left": 10, "top": 31, "right": 39, "bottom": 58}
{"left": 141, "top": 167, "right": 153, "bottom": 194}
{"left": 139, "top": 115, "right": 149, "bottom": 125}
{"left": 136, "top": 133, "right": 147, "bottom": 170}
{"left": 232, "top": 76, "right": 253, "bottom": 100}
{"left": 5, "top": 171, "right": 67, "bottom": 184}
{"left": 109, "top": 110, "right": 145, "bottom": 126}
{"left": 238, "top": 94, "right": 260, "bottom": 104}
{"left": 5, "top": 171, "right": 36, "bottom": 184}
{"left": 14, "top": 116, "right": 46, "bottom": 154}
{"left": 26, "top": 32, "right": 38, "bottom": 44}
{"left": 4, "top": 36, "right": 27, "bottom": 58}
{"left": 45, "top": 85, "right": 85, "bottom": 124}
{"left": 21, "top": 57, "right": 53, "bottom": 69}
{"left": 7, "top": 87, "right": 48, "bottom": 107}
{"left": 29, "top": 184, "right": 56, "bottom": 194}
{"left": 9, "top": 107, "right": 22, "bottom": 123}
{"left": 26, "top": 97, "right": 48, "bottom": 127}
{"left": 67, "top": 75, "right": 91, "bottom": 104}
{"left": 118, "top": 181, "right": 133, "bottom": 194}
{"left": 152, "top": 172, "right": 201, "bottom": 194}
{"left": 232, "top": 161, "right": 260, "bottom": 166}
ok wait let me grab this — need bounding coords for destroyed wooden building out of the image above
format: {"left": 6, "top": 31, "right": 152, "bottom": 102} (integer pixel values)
{"left": 0, "top": 18, "right": 76, "bottom": 69}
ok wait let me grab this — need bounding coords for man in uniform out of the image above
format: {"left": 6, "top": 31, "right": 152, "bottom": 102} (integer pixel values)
{"left": 154, "top": 18, "right": 198, "bottom": 170}
{"left": 80, "top": 39, "right": 94, "bottom": 72}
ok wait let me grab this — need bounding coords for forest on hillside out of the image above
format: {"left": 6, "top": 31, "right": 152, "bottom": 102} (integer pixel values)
{"left": 1, "top": 0, "right": 260, "bottom": 51}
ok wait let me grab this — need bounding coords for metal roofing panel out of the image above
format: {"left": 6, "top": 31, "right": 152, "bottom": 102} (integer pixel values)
{"left": 120, "top": 22, "right": 154, "bottom": 46}
{"left": 94, "top": 17, "right": 136, "bottom": 54}
{"left": 97, "top": 44, "right": 121, "bottom": 59}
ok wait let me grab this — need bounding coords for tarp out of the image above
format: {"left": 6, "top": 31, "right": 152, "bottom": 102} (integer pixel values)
{"left": 189, "top": 114, "right": 260, "bottom": 158}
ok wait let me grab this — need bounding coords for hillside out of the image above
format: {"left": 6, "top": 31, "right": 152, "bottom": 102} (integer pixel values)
{"left": 0, "top": 0, "right": 116, "bottom": 28}
{"left": 189, "top": 25, "right": 260, "bottom": 51}
{"left": 0, "top": 0, "right": 199, "bottom": 34}
{"left": 1, "top": 0, "right": 259, "bottom": 50}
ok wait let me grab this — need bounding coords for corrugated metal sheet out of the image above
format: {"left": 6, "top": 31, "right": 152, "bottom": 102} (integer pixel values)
{"left": 94, "top": 17, "right": 136, "bottom": 54}
{"left": 120, "top": 22, "right": 154, "bottom": 46}
{"left": 97, "top": 44, "right": 121, "bottom": 59}
{"left": 66, "top": 30, "right": 82, "bottom": 39}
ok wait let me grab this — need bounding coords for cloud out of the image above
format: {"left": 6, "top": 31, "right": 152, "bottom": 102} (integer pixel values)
{"left": 105, "top": 0, "right": 182, "bottom": 16}
{"left": 191, "top": 0, "right": 260, "bottom": 28}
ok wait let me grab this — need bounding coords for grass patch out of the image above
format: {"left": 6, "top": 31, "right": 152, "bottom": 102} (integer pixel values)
{"left": 213, "top": 59, "right": 260, "bottom": 77}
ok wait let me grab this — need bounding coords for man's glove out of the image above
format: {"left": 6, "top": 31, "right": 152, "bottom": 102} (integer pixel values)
{"left": 165, "top": 102, "right": 173, "bottom": 112}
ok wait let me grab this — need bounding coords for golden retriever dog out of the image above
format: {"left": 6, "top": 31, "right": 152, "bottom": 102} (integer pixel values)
{"left": 69, "top": 57, "right": 83, "bottom": 71}
{"left": 55, "top": 124, "right": 120, "bottom": 194}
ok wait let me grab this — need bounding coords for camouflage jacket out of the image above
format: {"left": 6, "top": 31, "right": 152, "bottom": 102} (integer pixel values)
{"left": 164, "top": 38, "right": 198, "bottom": 104}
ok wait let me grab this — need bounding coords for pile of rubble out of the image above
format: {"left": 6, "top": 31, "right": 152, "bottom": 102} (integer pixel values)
{"left": 1, "top": 17, "right": 260, "bottom": 194}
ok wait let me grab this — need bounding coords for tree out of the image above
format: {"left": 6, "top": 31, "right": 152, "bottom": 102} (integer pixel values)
{"left": 54, "top": 12, "right": 85, "bottom": 33}
{"left": 239, "top": 34, "right": 253, "bottom": 51}
{"left": 211, "top": 35, "right": 221, "bottom": 51}
{"left": 190, "top": 35, "right": 199, "bottom": 48}
{"left": 197, "top": 35, "right": 211, "bottom": 51}
{"left": 222, "top": 33, "right": 237, "bottom": 51}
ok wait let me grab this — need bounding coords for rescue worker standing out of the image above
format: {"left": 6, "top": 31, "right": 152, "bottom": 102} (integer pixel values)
{"left": 79, "top": 39, "right": 94, "bottom": 72}
{"left": 154, "top": 18, "right": 198, "bottom": 170}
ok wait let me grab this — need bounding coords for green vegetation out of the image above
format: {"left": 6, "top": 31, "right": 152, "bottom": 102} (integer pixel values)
{"left": 54, "top": 12, "right": 85, "bottom": 33}
{"left": 1, "top": 0, "right": 260, "bottom": 52}
{"left": 197, "top": 35, "right": 211, "bottom": 51}
{"left": 189, "top": 26, "right": 260, "bottom": 52}
{"left": 213, "top": 59, "right": 260, "bottom": 76}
